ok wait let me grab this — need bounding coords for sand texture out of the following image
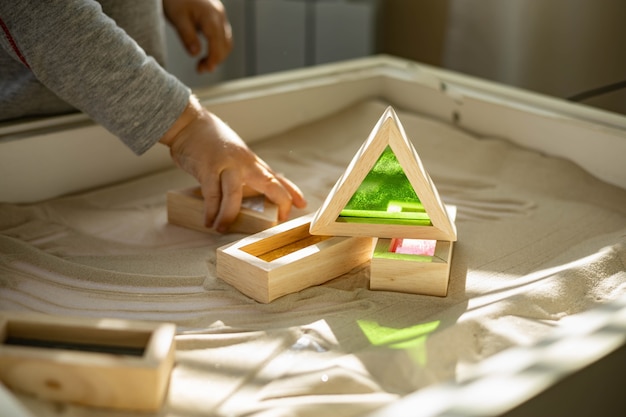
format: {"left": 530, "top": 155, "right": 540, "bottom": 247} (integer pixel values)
{"left": 1, "top": 100, "right": 625, "bottom": 416}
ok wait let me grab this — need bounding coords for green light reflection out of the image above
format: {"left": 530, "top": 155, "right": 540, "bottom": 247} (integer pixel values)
{"left": 357, "top": 319, "right": 440, "bottom": 366}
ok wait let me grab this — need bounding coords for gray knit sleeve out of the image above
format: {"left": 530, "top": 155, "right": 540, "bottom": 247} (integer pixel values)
{"left": 0, "top": 0, "right": 190, "bottom": 155}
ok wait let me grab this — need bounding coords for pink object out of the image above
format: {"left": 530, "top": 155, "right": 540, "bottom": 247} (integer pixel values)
{"left": 390, "top": 238, "right": 436, "bottom": 256}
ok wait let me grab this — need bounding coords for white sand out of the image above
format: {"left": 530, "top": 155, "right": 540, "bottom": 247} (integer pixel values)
{"left": 1, "top": 100, "right": 625, "bottom": 416}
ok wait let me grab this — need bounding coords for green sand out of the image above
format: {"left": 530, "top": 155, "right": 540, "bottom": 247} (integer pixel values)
{"left": 339, "top": 146, "right": 431, "bottom": 225}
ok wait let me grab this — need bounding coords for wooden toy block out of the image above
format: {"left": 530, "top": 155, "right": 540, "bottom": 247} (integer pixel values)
{"left": 0, "top": 312, "right": 176, "bottom": 411}
{"left": 310, "top": 106, "right": 457, "bottom": 241}
{"left": 369, "top": 205, "right": 457, "bottom": 297}
{"left": 216, "top": 213, "right": 375, "bottom": 303}
{"left": 167, "top": 186, "right": 279, "bottom": 234}
{"left": 370, "top": 238, "right": 454, "bottom": 297}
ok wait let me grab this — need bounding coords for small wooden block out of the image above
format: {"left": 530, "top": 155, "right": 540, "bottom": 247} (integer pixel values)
{"left": 216, "top": 213, "right": 375, "bottom": 303}
{"left": 0, "top": 312, "right": 176, "bottom": 411}
{"left": 369, "top": 238, "right": 454, "bottom": 297}
{"left": 167, "top": 186, "right": 279, "bottom": 234}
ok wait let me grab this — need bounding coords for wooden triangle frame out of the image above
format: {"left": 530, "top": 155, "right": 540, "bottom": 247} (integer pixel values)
{"left": 309, "top": 106, "right": 457, "bottom": 241}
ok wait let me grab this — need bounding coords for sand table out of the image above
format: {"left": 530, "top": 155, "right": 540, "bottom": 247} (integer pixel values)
{"left": 1, "top": 99, "right": 625, "bottom": 416}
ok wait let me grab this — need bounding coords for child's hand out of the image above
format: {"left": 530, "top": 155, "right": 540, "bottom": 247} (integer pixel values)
{"left": 163, "top": 0, "right": 232, "bottom": 73}
{"left": 160, "top": 97, "right": 307, "bottom": 233}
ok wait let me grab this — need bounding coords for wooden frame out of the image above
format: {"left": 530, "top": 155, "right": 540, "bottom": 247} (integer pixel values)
{"left": 0, "top": 312, "right": 175, "bottom": 411}
{"left": 167, "top": 186, "right": 279, "bottom": 234}
{"left": 216, "top": 214, "right": 374, "bottom": 303}
{"left": 369, "top": 205, "right": 456, "bottom": 296}
{"left": 2, "top": 56, "right": 624, "bottom": 204}
{"left": 370, "top": 238, "right": 454, "bottom": 297}
{"left": 309, "top": 106, "right": 457, "bottom": 241}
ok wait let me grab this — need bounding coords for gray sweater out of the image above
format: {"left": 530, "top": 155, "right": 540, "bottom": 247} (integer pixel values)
{"left": 0, "top": 0, "right": 190, "bottom": 155}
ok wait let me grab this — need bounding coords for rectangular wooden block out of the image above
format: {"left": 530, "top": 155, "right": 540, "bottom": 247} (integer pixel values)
{"left": 167, "top": 186, "right": 279, "bottom": 234}
{"left": 369, "top": 237, "right": 454, "bottom": 297}
{"left": 216, "top": 213, "right": 375, "bottom": 303}
{"left": 0, "top": 312, "right": 176, "bottom": 411}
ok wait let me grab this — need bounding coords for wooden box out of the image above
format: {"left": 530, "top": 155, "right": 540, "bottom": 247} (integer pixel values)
{"left": 370, "top": 237, "right": 454, "bottom": 297}
{"left": 167, "top": 186, "right": 279, "bottom": 234}
{"left": 369, "top": 205, "right": 457, "bottom": 296}
{"left": 0, "top": 312, "right": 175, "bottom": 411}
{"left": 216, "top": 214, "right": 374, "bottom": 303}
